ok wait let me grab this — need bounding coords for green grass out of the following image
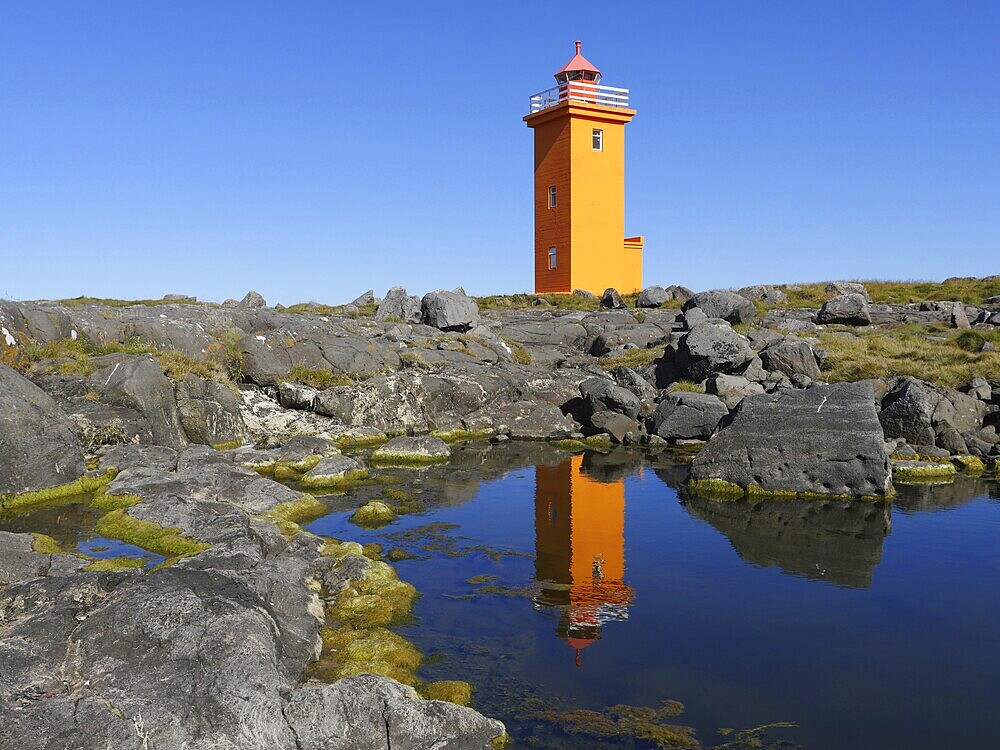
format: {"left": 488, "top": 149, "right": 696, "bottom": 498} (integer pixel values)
{"left": 56, "top": 296, "right": 204, "bottom": 308}
{"left": 501, "top": 338, "right": 533, "bottom": 365}
{"left": 818, "top": 325, "right": 1000, "bottom": 387}
{"left": 669, "top": 379, "right": 705, "bottom": 393}
{"left": 0, "top": 470, "right": 118, "bottom": 511}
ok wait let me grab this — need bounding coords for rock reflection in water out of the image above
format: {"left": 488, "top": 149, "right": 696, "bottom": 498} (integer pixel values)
{"left": 683, "top": 496, "right": 892, "bottom": 588}
{"left": 533, "top": 455, "right": 633, "bottom": 667}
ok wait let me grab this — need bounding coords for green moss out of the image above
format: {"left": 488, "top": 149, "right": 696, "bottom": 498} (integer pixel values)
{"left": 298, "top": 468, "right": 369, "bottom": 489}
{"left": 423, "top": 680, "right": 473, "bottom": 706}
{"left": 551, "top": 439, "right": 589, "bottom": 453}
{"left": 30, "top": 532, "right": 62, "bottom": 554}
{"left": 582, "top": 434, "right": 614, "bottom": 451}
{"left": 386, "top": 548, "right": 418, "bottom": 562}
{"left": 94, "top": 509, "right": 210, "bottom": 557}
{"left": 350, "top": 500, "right": 397, "bottom": 528}
{"left": 210, "top": 439, "right": 243, "bottom": 451}
{"left": 82, "top": 556, "right": 146, "bottom": 572}
{"left": 265, "top": 494, "right": 328, "bottom": 525}
{"left": 0, "top": 470, "right": 118, "bottom": 511}
{"left": 893, "top": 462, "right": 958, "bottom": 483}
{"left": 329, "top": 559, "right": 417, "bottom": 628}
{"left": 952, "top": 455, "right": 986, "bottom": 474}
{"left": 320, "top": 540, "right": 365, "bottom": 558}
{"left": 362, "top": 542, "right": 384, "bottom": 560}
{"left": 489, "top": 735, "right": 512, "bottom": 750}
{"left": 312, "top": 624, "right": 422, "bottom": 685}
{"left": 687, "top": 478, "right": 747, "bottom": 500}
{"left": 369, "top": 452, "right": 449, "bottom": 467}
{"left": 89, "top": 493, "right": 141, "bottom": 510}
{"left": 431, "top": 429, "right": 491, "bottom": 444}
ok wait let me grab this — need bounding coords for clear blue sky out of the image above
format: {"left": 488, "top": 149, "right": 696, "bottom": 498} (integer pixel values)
{"left": 2, "top": 1, "right": 998, "bottom": 304}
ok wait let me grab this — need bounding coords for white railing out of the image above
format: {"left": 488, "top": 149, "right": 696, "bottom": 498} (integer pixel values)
{"left": 529, "top": 82, "right": 630, "bottom": 113}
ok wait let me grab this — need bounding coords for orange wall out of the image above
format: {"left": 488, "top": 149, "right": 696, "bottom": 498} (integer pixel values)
{"left": 526, "top": 101, "right": 642, "bottom": 295}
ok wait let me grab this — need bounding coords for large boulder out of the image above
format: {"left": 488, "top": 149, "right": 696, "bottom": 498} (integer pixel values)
{"left": 825, "top": 281, "right": 871, "bottom": 301}
{"left": 175, "top": 374, "right": 245, "bottom": 447}
{"left": 579, "top": 376, "right": 642, "bottom": 419}
{"left": 421, "top": 290, "right": 480, "bottom": 332}
{"left": 760, "top": 339, "right": 822, "bottom": 380}
{"left": 650, "top": 392, "right": 728, "bottom": 441}
{"left": 238, "top": 290, "right": 267, "bottom": 308}
{"left": 737, "top": 285, "right": 787, "bottom": 305}
{"left": 683, "top": 291, "right": 755, "bottom": 325}
{"left": 879, "top": 378, "right": 985, "bottom": 449}
{"left": 689, "top": 382, "right": 892, "bottom": 497}
{"left": 636, "top": 285, "right": 669, "bottom": 308}
{"left": 600, "top": 288, "right": 625, "bottom": 309}
{"left": 376, "top": 287, "right": 422, "bottom": 324}
{"left": 676, "top": 322, "right": 754, "bottom": 382}
{"left": 705, "top": 373, "right": 766, "bottom": 410}
{"left": 816, "top": 294, "right": 871, "bottom": 326}
{"left": 613, "top": 366, "right": 658, "bottom": 403}
{"left": 950, "top": 301, "right": 971, "bottom": 329}
{"left": 0, "top": 365, "right": 85, "bottom": 495}
{"left": 92, "top": 357, "right": 188, "bottom": 445}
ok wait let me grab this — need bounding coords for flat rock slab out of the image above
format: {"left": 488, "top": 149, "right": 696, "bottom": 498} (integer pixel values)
{"left": 371, "top": 436, "right": 451, "bottom": 463}
{"left": 689, "top": 381, "right": 892, "bottom": 497}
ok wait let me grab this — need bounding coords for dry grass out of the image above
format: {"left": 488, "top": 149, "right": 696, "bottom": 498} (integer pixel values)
{"left": 286, "top": 365, "right": 354, "bottom": 389}
{"left": 476, "top": 292, "right": 644, "bottom": 311}
{"left": 501, "top": 338, "right": 533, "bottom": 365}
{"left": 818, "top": 324, "right": 1000, "bottom": 387}
{"left": 599, "top": 345, "right": 665, "bottom": 371}
{"left": 777, "top": 278, "right": 1000, "bottom": 309}
{"left": 57, "top": 296, "right": 203, "bottom": 308}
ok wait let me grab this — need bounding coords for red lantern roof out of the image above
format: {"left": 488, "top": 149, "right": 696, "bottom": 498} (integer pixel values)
{"left": 554, "top": 40, "right": 601, "bottom": 80}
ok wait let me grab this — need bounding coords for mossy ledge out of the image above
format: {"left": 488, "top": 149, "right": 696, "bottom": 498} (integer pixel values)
{"left": 892, "top": 461, "right": 958, "bottom": 484}
{"left": 431, "top": 429, "right": 491, "bottom": 445}
{"left": 0, "top": 469, "right": 118, "bottom": 511}
{"left": 952, "top": 455, "right": 986, "bottom": 475}
{"left": 688, "top": 478, "right": 893, "bottom": 501}
{"left": 368, "top": 453, "right": 450, "bottom": 467}
{"left": 30, "top": 532, "right": 63, "bottom": 555}
{"left": 298, "top": 468, "right": 369, "bottom": 490}
{"left": 95, "top": 509, "right": 210, "bottom": 558}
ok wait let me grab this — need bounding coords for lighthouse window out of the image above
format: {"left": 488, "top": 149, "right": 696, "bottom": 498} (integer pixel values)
{"left": 548, "top": 246, "right": 557, "bottom": 270}
{"left": 592, "top": 129, "right": 603, "bottom": 151}
{"left": 548, "top": 186, "right": 557, "bottom": 208}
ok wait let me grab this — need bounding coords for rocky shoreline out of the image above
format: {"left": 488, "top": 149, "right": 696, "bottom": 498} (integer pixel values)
{"left": 1, "top": 279, "right": 998, "bottom": 748}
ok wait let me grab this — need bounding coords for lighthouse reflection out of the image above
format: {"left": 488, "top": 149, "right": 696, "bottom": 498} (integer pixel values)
{"left": 533, "top": 455, "right": 633, "bottom": 667}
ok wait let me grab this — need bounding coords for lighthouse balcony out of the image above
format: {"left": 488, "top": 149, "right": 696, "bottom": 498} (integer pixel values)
{"left": 528, "top": 81, "right": 630, "bottom": 113}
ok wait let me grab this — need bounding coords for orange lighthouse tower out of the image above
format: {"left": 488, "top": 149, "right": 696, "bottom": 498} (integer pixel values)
{"left": 525, "top": 41, "right": 643, "bottom": 295}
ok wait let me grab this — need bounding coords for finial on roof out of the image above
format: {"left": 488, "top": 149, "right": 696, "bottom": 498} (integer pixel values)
{"left": 575, "top": 40, "right": 581, "bottom": 54}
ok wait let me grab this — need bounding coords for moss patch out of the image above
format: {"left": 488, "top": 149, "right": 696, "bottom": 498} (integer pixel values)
{"left": 551, "top": 439, "right": 589, "bottom": 453}
{"left": 313, "top": 624, "right": 422, "bottom": 685}
{"left": 30, "top": 532, "right": 62, "bottom": 554}
{"left": 298, "top": 468, "right": 369, "bottom": 490}
{"left": 286, "top": 366, "right": 354, "bottom": 389}
{"left": 265, "top": 494, "right": 328, "bottom": 525}
{"left": 423, "top": 680, "right": 473, "bottom": 706}
{"left": 94, "top": 509, "right": 210, "bottom": 558}
{"left": 431, "top": 429, "right": 492, "bottom": 444}
{"left": 952, "top": 455, "right": 986, "bottom": 474}
{"left": 328, "top": 559, "right": 417, "bottom": 628}
{"left": 210, "top": 439, "right": 243, "bottom": 451}
{"left": 1, "top": 470, "right": 118, "bottom": 511}
{"left": 687, "top": 478, "right": 746, "bottom": 500}
{"left": 89, "top": 493, "right": 141, "bottom": 510}
{"left": 350, "top": 500, "right": 397, "bottom": 528}
{"left": 893, "top": 461, "right": 958, "bottom": 483}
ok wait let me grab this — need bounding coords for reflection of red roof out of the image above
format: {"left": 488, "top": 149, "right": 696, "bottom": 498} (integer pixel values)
{"left": 555, "top": 40, "right": 601, "bottom": 77}
{"left": 564, "top": 636, "right": 596, "bottom": 651}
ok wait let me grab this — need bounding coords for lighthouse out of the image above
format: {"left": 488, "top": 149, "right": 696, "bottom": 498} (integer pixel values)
{"left": 525, "top": 41, "right": 642, "bottom": 295}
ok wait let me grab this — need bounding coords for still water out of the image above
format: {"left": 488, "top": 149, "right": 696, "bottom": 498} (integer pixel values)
{"left": 308, "top": 447, "right": 1000, "bottom": 750}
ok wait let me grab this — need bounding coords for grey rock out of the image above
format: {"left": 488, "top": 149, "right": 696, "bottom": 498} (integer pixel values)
{"left": 636, "top": 285, "right": 669, "bottom": 308}
{"left": 278, "top": 380, "right": 320, "bottom": 410}
{"left": 706, "top": 373, "right": 766, "bottom": 410}
{"left": 284, "top": 676, "right": 505, "bottom": 750}
{"left": 746, "top": 327, "right": 784, "bottom": 352}
{"left": 760, "top": 339, "right": 822, "bottom": 380}
{"left": 350, "top": 289, "right": 375, "bottom": 306}
{"left": 175, "top": 374, "right": 245, "bottom": 446}
{"left": 737, "top": 285, "right": 787, "bottom": 305}
{"left": 650, "top": 391, "right": 728, "bottom": 441}
{"left": 880, "top": 378, "right": 986, "bottom": 448}
{"left": 950, "top": 301, "right": 971, "bottom": 329}
{"left": 421, "top": 290, "right": 480, "bottom": 332}
{"left": 92, "top": 356, "right": 188, "bottom": 445}
{"left": 690, "top": 382, "right": 893, "bottom": 497}
{"left": 572, "top": 289, "right": 597, "bottom": 299}
{"left": 683, "top": 291, "right": 756, "bottom": 325}
{"left": 467, "top": 399, "right": 578, "bottom": 440}
{"left": 676, "top": 322, "right": 754, "bottom": 382}
{"left": 825, "top": 281, "right": 871, "bottom": 301}
{"left": 600, "top": 288, "right": 625, "bottom": 309}
{"left": 0, "top": 365, "right": 85, "bottom": 495}
{"left": 816, "top": 293, "right": 871, "bottom": 326}
{"left": 301, "top": 454, "right": 364, "bottom": 482}
{"left": 579, "top": 376, "right": 642, "bottom": 419}
{"left": 376, "top": 287, "right": 423, "bottom": 324}
{"left": 590, "top": 411, "right": 639, "bottom": 443}
{"left": 238, "top": 290, "right": 267, "bottom": 308}
{"left": 612, "top": 366, "right": 658, "bottom": 403}
{"left": 99, "top": 444, "right": 179, "bottom": 473}
{"left": 371, "top": 435, "right": 451, "bottom": 461}
{"left": 664, "top": 284, "right": 695, "bottom": 304}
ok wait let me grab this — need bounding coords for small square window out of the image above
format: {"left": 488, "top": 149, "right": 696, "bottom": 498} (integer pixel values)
{"left": 548, "top": 186, "right": 557, "bottom": 208}
{"left": 548, "top": 247, "right": 557, "bottom": 270}
{"left": 592, "top": 128, "right": 603, "bottom": 151}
